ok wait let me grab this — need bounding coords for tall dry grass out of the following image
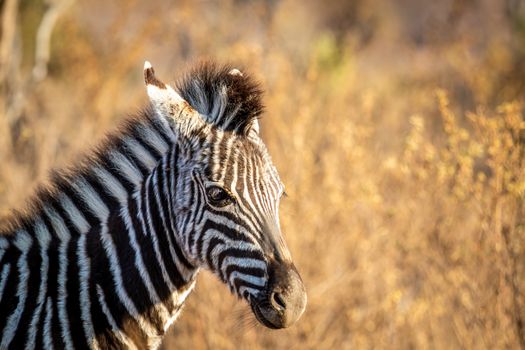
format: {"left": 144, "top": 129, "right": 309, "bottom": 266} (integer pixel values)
{"left": 1, "top": 0, "right": 524, "bottom": 349}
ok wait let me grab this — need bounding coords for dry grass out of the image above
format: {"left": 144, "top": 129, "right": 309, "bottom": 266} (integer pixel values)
{"left": 1, "top": 0, "right": 524, "bottom": 349}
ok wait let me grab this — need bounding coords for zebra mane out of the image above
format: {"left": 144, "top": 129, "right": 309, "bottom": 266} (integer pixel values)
{"left": 0, "top": 61, "right": 263, "bottom": 235}
{"left": 176, "top": 61, "right": 264, "bottom": 136}
{"left": 0, "top": 110, "right": 172, "bottom": 236}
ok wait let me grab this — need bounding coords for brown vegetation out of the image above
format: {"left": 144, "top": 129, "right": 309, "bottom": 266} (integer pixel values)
{"left": 1, "top": 0, "right": 524, "bottom": 349}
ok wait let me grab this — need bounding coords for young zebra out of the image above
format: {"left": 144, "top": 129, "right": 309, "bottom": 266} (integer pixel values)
{"left": 0, "top": 61, "right": 306, "bottom": 349}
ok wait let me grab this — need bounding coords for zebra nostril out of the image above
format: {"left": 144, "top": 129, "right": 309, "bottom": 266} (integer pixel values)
{"left": 271, "top": 292, "right": 286, "bottom": 310}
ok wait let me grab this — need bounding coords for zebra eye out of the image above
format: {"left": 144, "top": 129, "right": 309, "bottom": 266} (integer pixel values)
{"left": 206, "top": 186, "right": 233, "bottom": 207}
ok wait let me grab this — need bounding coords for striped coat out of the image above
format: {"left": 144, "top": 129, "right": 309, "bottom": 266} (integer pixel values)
{"left": 0, "top": 61, "right": 306, "bottom": 349}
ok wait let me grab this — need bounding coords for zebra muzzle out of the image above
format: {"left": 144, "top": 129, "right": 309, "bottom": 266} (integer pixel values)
{"left": 250, "top": 266, "right": 307, "bottom": 329}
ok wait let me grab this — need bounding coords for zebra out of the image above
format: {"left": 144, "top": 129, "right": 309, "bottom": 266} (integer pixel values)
{"left": 0, "top": 60, "right": 306, "bottom": 349}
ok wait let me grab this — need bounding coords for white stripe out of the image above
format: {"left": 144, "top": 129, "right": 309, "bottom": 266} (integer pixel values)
{"left": 71, "top": 177, "right": 109, "bottom": 219}
{"left": 163, "top": 280, "right": 196, "bottom": 333}
{"left": 211, "top": 131, "right": 224, "bottom": 176}
{"left": 228, "top": 271, "right": 266, "bottom": 288}
{"left": 239, "top": 286, "right": 260, "bottom": 298}
{"left": 57, "top": 239, "right": 73, "bottom": 350}
{"left": 0, "top": 236, "right": 7, "bottom": 247}
{"left": 96, "top": 165, "right": 171, "bottom": 325}
{"left": 92, "top": 167, "right": 128, "bottom": 204}
{"left": 191, "top": 196, "right": 260, "bottom": 260}
{"left": 199, "top": 231, "right": 224, "bottom": 271}
{"left": 44, "top": 207, "right": 74, "bottom": 350}
{"left": 158, "top": 156, "right": 194, "bottom": 278}
{"left": 73, "top": 174, "right": 141, "bottom": 347}
{"left": 168, "top": 150, "right": 197, "bottom": 272}
{"left": 74, "top": 177, "right": 159, "bottom": 338}
{"left": 201, "top": 231, "right": 260, "bottom": 272}
{"left": 152, "top": 116, "right": 175, "bottom": 142}
{"left": 248, "top": 156, "right": 267, "bottom": 218}
{"left": 229, "top": 150, "right": 261, "bottom": 234}
{"left": 200, "top": 211, "right": 258, "bottom": 247}
{"left": 77, "top": 234, "right": 100, "bottom": 350}
{"left": 218, "top": 136, "right": 236, "bottom": 182}
{"left": 13, "top": 230, "right": 32, "bottom": 251}
{"left": 150, "top": 164, "right": 196, "bottom": 312}
{"left": 108, "top": 151, "right": 143, "bottom": 188}
{"left": 58, "top": 192, "right": 90, "bottom": 234}
{"left": 136, "top": 124, "right": 168, "bottom": 155}
{"left": 1, "top": 230, "right": 32, "bottom": 348}
{"left": 220, "top": 255, "right": 267, "bottom": 289}
{"left": 134, "top": 176, "right": 171, "bottom": 322}
{"left": 0, "top": 263, "right": 10, "bottom": 300}
{"left": 95, "top": 194, "right": 160, "bottom": 337}
{"left": 221, "top": 256, "right": 266, "bottom": 271}
{"left": 253, "top": 156, "right": 270, "bottom": 216}
{"left": 26, "top": 218, "right": 52, "bottom": 350}
{"left": 43, "top": 207, "right": 71, "bottom": 241}
{"left": 95, "top": 285, "right": 138, "bottom": 350}
{"left": 266, "top": 168, "right": 282, "bottom": 213}
{"left": 119, "top": 203, "right": 169, "bottom": 330}
{"left": 123, "top": 137, "right": 157, "bottom": 171}
{"left": 0, "top": 236, "right": 8, "bottom": 262}
{"left": 145, "top": 173, "right": 176, "bottom": 291}
{"left": 43, "top": 297, "right": 54, "bottom": 350}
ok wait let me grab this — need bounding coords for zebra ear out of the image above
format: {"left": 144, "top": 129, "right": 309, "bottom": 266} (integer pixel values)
{"left": 250, "top": 119, "right": 260, "bottom": 134}
{"left": 144, "top": 61, "right": 203, "bottom": 134}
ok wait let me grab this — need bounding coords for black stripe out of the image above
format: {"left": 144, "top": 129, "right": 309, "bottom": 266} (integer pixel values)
{"left": 185, "top": 178, "right": 201, "bottom": 251}
{"left": 38, "top": 210, "right": 64, "bottom": 349}
{"left": 50, "top": 294, "right": 64, "bottom": 349}
{"left": 216, "top": 247, "right": 264, "bottom": 278}
{"left": 130, "top": 125, "right": 164, "bottom": 159}
{"left": 151, "top": 167, "right": 187, "bottom": 289}
{"left": 58, "top": 182, "right": 98, "bottom": 227}
{"left": 207, "top": 208, "right": 252, "bottom": 233}
{"left": 225, "top": 265, "right": 266, "bottom": 280}
{"left": 10, "top": 224, "right": 40, "bottom": 347}
{"left": 110, "top": 204, "right": 163, "bottom": 327}
{"left": 142, "top": 173, "right": 179, "bottom": 309}
{"left": 232, "top": 278, "right": 265, "bottom": 293}
{"left": 205, "top": 236, "right": 225, "bottom": 272}
{"left": 47, "top": 197, "right": 82, "bottom": 237}
{"left": 164, "top": 147, "right": 193, "bottom": 270}
{"left": 86, "top": 224, "right": 113, "bottom": 346}
{"left": 91, "top": 213, "right": 150, "bottom": 346}
{"left": 120, "top": 138, "right": 151, "bottom": 175}
{"left": 66, "top": 235, "right": 88, "bottom": 349}
{"left": 34, "top": 299, "right": 46, "bottom": 349}
{"left": 202, "top": 220, "right": 253, "bottom": 244}
{"left": 148, "top": 116, "right": 174, "bottom": 145}
{"left": 85, "top": 172, "right": 120, "bottom": 209}
{"left": 35, "top": 217, "right": 59, "bottom": 348}
{"left": 98, "top": 153, "right": 138, "bottom": 192}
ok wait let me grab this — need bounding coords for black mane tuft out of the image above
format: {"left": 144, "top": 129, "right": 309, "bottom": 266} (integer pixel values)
{"left": 176, "top": 61, "right": 264, "bottom": 135}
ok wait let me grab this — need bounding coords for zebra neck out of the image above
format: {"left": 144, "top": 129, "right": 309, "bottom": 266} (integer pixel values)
{"left": 0, "top": 113, "right": 200, "bottom": 348}
{"left": 82, "top": 116, "right": 200, "bottom": 336}
{"left": 101, "top": 149, "right": 200, "bottom": 338}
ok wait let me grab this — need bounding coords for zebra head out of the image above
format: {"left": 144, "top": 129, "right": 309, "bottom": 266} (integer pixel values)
{"left": 144, "top": 61, "right": 306, "bottom": 329}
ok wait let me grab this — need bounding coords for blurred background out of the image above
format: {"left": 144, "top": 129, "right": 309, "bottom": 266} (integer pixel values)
{"left": 1, "top": 0, "right": 525, "bottom": 348}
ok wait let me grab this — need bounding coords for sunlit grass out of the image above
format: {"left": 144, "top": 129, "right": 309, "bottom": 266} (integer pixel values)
{"left": 1, "top": 1, "right": 524, "bottom": 349}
